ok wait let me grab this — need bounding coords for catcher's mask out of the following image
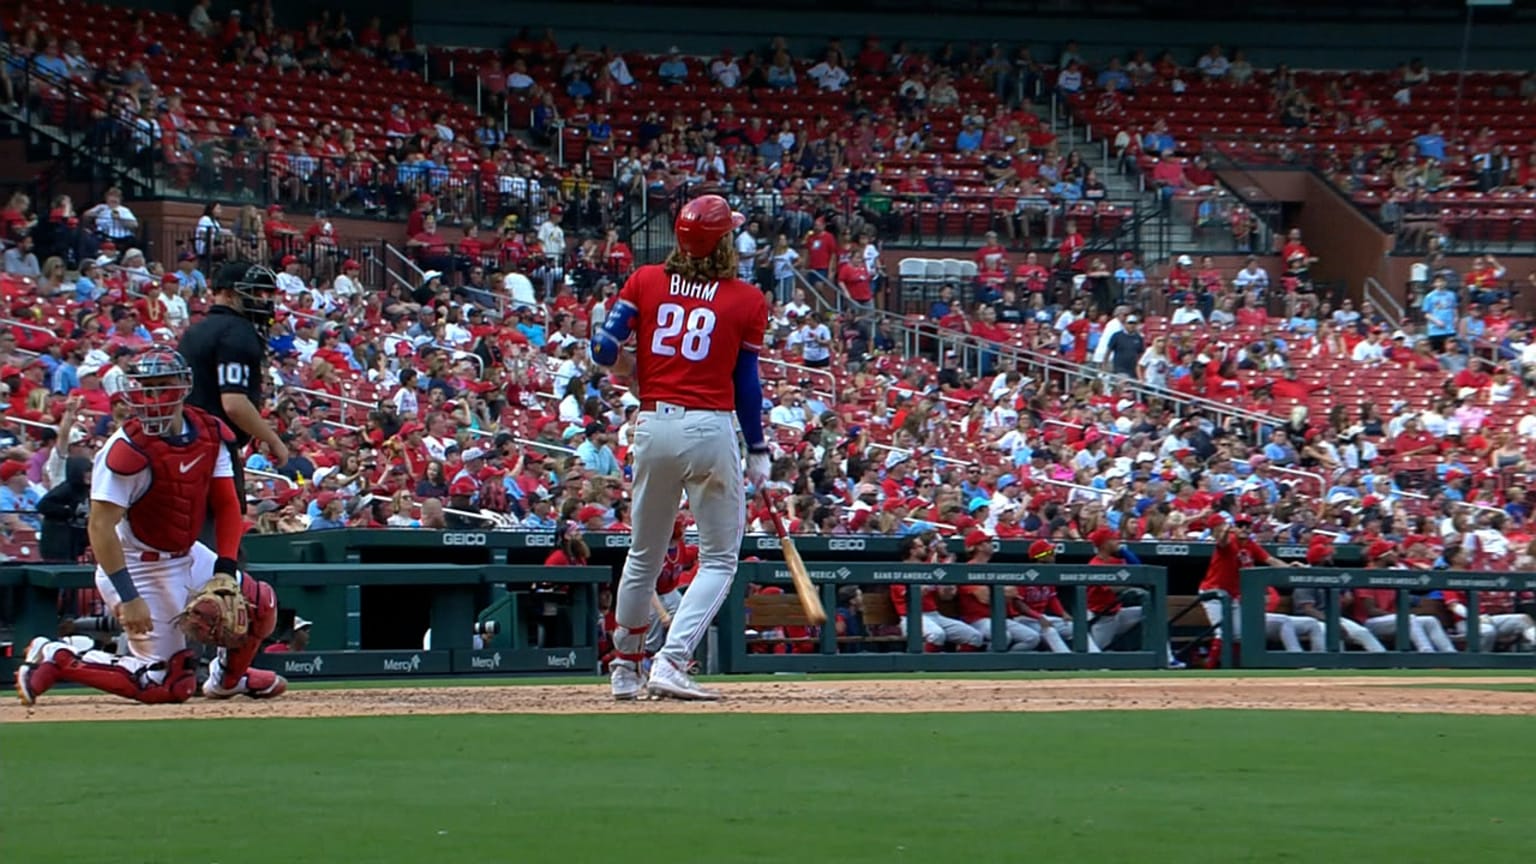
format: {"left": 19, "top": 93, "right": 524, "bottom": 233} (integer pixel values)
{"left": 122, "top": 348, "right": 192, "bottom": 436}
{"left": 213, "top": 260, "right": 279, "bottom": 337}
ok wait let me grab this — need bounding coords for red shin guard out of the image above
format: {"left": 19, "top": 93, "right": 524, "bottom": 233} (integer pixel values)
{"left": 54, "top": 649, "right": 199, "bottom": 704}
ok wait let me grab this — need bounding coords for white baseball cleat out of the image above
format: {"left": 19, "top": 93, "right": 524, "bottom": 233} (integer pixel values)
{"left": 645, "top": 655, "right": 719, "bottom": 701}
{"left": 610, "top": 660, "right": 645, "bottom": 701}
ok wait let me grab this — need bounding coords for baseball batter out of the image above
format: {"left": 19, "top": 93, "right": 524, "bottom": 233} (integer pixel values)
{"left": 592, "top": 194, "right": 770, "bottom": 701}
{"left": 15, "top": 350, "right": 284, "bottom": 706}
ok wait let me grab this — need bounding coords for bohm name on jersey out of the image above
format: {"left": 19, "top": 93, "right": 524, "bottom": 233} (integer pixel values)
{"left": 668, "top": 275, "right": 719, "bottom": 301}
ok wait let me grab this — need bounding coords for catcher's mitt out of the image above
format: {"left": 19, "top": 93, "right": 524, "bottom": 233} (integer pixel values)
{"left": 175, "top": 570, "right": 251, "bottom": 647}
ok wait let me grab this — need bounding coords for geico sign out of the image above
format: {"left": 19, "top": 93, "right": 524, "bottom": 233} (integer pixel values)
{"left": 605, "top": 534, "right": 632, "bottom": 548}
{"left": 525, "top": 533, "right": 556, "bottom": 547}
{"left": 1154, "top": 544, "right": 1191, "bottom": 556}
{"left": 827, "top": 538, "right": 866, "bottom": 551}
{"left": 442, "top": 533, "right": 488, "bottom": 546}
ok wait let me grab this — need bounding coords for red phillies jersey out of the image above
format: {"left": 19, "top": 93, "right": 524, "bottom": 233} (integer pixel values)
{"left": 889, "top": 584, "right": 938, "bottom": 615}
{"left": 1014, "top": 585, "right": 1066, "bottom": 617}
{"left": 956, "top": 586, "right": 990, "bottom": 623}
{"left": 655, "top": 542, "right": 698, "bottom": 595}
{"left": 620, "top": 263, "right": 767, "bottom": 410}
{"left": 105, "top": 406, "right": 232, "bottom": 554}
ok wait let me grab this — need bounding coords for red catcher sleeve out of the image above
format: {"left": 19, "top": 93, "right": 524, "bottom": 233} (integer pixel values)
{"left": 209, "top": 476, "right": 244, "bottom": 561}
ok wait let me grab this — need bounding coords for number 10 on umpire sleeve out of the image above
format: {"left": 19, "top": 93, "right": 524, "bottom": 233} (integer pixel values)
{"left": 217, "top": 363, "right": 250, "bottom": 388}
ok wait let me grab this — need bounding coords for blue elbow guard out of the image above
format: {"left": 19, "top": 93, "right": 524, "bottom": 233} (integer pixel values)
{"left": 592, "top": 301, "right": 637, "bottom": 366}
{"left": 733, "top": 351, "right": 766, "bottom": 450}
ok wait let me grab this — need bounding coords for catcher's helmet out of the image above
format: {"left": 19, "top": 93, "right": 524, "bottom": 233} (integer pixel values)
{"left": 122, "top": 348, "right": 192, "bottom": 436}
{"left": 213, "top": 261, "right": 279, "bottom": 336}
{"left": 674, "top": 194, "right": 744, "bottom": 259}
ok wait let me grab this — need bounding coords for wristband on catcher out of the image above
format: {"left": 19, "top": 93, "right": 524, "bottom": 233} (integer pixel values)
{"left": 214, "top": 557, "right": 240, "bottom": 580}
{"left": 106, "top": 567, "right": 139, "bottom": 603}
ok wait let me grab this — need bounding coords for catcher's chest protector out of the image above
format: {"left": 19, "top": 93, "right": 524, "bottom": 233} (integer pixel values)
{"left": 120, "top": 407, "right": 225, "bottom": 553}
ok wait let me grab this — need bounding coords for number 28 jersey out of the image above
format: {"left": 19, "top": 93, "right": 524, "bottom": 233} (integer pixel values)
{"left": 620, "top": 264, "right": 768, "bottom": 411}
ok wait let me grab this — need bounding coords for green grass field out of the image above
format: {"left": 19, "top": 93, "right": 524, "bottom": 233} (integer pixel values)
{"left": 4, "top": 705, "right": 1533, "bottom": 864}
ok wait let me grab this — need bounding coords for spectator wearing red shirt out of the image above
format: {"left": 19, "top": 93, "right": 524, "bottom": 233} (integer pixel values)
{"left": 408, "top": 215, "right": 454, "bottom": 272}
{"left": 836, "top": 251, "right": 874, "bottom": 307}
{"left": 1012, "top": 251, "right": 1050, "bottom": 294}
{"left": 974, "top": 231, "right": 1008, "bottom": 272}
{"left": 263, "top": 204, "right": 300, "bottom": 257}
{"left": 803, "top": 216, "right": 838, "bottom": 285}
{"left": 1391, "top": 415, "right": 1438, "bottom": 459}
{"left": 1197, "top": 514, "right": 1299, "bottom": 667}
{"left": 544, "top": 520, "right": 591, "bottom": 567}
{"left": 1056, "top": 219, "right": 1085, "bottom": 271}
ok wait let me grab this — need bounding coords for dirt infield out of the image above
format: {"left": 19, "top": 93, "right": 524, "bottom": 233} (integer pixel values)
{"left": 4, "top": 676, "right": 1534, "bottom": 722}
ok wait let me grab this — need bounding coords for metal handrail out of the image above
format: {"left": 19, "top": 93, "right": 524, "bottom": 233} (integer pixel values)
{"left": 383, "top": 243, "right": 427, "bottom": 295}
{"left": 280, "top": 386, "right": 375, "bottom": 411}
{"left": 760, "top": 355, "right": 837, "bottom": 401}
{"left": 1363, "top": 276, "right": 1405, "bottom": 330}
{"left": 246, "top": 468, "right": 295, "bottom": 490}
{"left": 1268, "top": 465, "right": 1327, "bottom": 496}
{"left": 892, "top": 313, "right": 1284, "bottom": 430}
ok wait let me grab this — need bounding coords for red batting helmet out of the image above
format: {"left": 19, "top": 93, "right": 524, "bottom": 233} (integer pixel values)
{"left": 674, "top": 194, "right": 744, "bottom": 259}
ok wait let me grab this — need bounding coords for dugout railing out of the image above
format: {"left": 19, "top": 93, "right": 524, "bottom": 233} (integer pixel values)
{"left": 1239, "top": 567, "right": 1536, "bottom": 669}
{"left": 717, "top": 561, "right": 1170, "bottom": 673}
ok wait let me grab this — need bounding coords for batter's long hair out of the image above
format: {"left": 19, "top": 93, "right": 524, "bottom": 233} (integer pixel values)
{"left": 664, "top": 233, "right": 738, "bottom": 282}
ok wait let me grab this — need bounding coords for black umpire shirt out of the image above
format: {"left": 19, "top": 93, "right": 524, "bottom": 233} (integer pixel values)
{"left": 178, "top": 305, "right": 266, "bottom": 449}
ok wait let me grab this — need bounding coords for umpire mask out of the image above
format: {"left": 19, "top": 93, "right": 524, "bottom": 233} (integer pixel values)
{"left": 215, "top": 261, "right": 280, "bottom": 337}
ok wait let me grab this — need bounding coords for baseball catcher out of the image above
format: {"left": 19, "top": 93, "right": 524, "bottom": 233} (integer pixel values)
{"left": 16, "top": 349, "right": 285, "bottom": 706}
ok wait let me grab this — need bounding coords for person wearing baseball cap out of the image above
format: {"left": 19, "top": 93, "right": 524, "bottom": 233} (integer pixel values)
{"left": 1351, "top": 540, "right": 1456, "bottom": 652}
{"left": 1288, "top": 537, "right": 1388, "bottom": 653}
{"left": 954, "top": 529, "right": 1040, "bottom": 651}
{"left": 1027, "top": 539, "right": 1056, "bottom": 562}
{"left": 309, "top": 491, "right": 347, "bottom": 531}
{"left": 1197, "top": 511, "right": 1304, "bottom": 668}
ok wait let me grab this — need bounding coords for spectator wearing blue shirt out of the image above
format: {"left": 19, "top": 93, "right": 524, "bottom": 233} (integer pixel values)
{"left": 955, "top": 120, "right": 983, "bottom": 154}
{"left": 308, "top": 492, "right": 348, "bottom": 530}
{"left": 1142, "top": 120, "right": 1176, "bottom": 155}
{"left": 516, "top": 310, "right": 546, "bottom": 348}
{"left": 1413, "top": 123, "right": 1446, "bottom": 161}
{"left": 657, "top": 48, "right": 688, "bottom": 86}
{"left": 1096, "top": 58, "right": 1132, "bottom": 92}
{"left": 565, "top": 71, "right": 592, "bottom": 99}
{"left": 32, "top": 42, "right": 70, "bottom": 80}
{"left": 574, "top": 422, "right": 622, "bottom": 477}
{"left": 1421, "top": 276, "right": 1459, "bottom": 351}
{"left": 587, "top": 114, "right": 612, "bottom": 142}
{"left": 49, "top": 346, "right": 81, "bottom": 395}
{"left": 0, "top": 461, "right": 41, "bottom": 531}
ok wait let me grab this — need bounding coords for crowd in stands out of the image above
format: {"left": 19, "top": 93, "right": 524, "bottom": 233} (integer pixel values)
{"left": 0, "top": 3, "right": 1530, "bottom": 594}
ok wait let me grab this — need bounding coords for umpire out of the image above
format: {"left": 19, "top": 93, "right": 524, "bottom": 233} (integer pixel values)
{"left": 178, "top": 261, "right": 288, "bottom": 546}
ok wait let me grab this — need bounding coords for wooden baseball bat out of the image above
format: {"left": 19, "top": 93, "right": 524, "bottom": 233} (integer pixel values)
{"left": 761, "top": 492, "right": 827, "bottom": 625}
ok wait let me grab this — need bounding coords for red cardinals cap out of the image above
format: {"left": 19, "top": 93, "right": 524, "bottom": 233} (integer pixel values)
{"left": 1306, "top": 540, "right": 1333, "bottom": 565}
{"left": 674, "top": 194, "right": 744, "bottom": 259}
{"left": 1087, "top": 527, "right": 1117, "bottom": 547}
{"left": 576, "top": 504, "right": 607, "bottom": 523}
{"left": 449, "top": 477, "right": 477, "bottom": 496}
{"left": 343, "top": 258, "right": 361, "bottom": 271}
{"left": 963, "top": 529, "right": 991, "bottom": 549}
{"left": 1367, "top": 540, "right": 1396, "bottom": 560}
{"left": 315, "top": 491, "right": 338, "bottom": 508}
{"left": 0, "top": 460, "right": 25, "bottom": 482}
{"left": 1027, "top": 539, "right": 1055, "bottom": 560}
{"left": 281, "top": 255, "right": 299, "bottom": 267}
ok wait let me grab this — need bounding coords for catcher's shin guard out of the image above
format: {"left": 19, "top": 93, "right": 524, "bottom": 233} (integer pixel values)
{"left": 214, "top": 577, "right": 278, "bottom": 690}
{"left": 54, "top": 648, "right": 199, "bottom": 704}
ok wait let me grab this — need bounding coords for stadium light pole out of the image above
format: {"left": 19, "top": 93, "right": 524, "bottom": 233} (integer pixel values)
{"left": 1453, "top": 0, "right": 1513, "bottom": 140}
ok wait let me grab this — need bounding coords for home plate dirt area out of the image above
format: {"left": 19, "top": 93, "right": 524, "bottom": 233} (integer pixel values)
{"left": 5, "top": 677, "right": 1534, "bottom": 722}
